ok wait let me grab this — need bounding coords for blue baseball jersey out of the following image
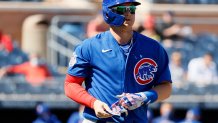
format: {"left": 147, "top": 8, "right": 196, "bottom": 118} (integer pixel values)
{"left": 67, "top": 31, "right": 172, "bottom": 123}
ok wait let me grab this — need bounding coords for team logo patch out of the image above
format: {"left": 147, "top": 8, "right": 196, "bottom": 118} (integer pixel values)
{"left": 134, "top": 58, "right": 158, "bottom": 85}
{"left": 69, "top": 52, "right": 77, "bottom": 67}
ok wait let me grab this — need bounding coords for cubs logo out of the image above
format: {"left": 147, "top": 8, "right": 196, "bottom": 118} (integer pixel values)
{"left": 134, "top": 58, "right": 158, "bottom": 85}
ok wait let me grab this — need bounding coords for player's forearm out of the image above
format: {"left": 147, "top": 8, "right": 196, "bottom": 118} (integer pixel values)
{"left": 152, "top": 82, "right": 172, "bottom": 102}
{"left": 64, "top": 74, "right": 97, "bottom": 109}
{"left": 64, "top": 81, "right": 96, "bottom": 108}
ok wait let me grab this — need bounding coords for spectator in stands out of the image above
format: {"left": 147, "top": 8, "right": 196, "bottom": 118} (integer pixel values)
{"left": 67, "top": 105, "right": 85, "bottom": 123}
{"left": 153, "top": 102, "right": 176, "bottom": 123}
{"left": 0, "top": 35, "right": 29, "bottom": 68}
{"left": 187, "top": 52, "right": 217, "bottom": 88}
{"left": 180, "top": 107, "right": 201, "bottom": 123}
{"left": 0, "top": 53, "right": 52, "bottom": 86}
{"left": 158, "top": 11, "right": 194, "bottom": 41}
{"left": 169, "top": 51, "right": 187, "bottom": 89}
{"left": 155, "top": 11, "right": 181, "bottom": 41}
{"left": 156, "top": 11, "right": 193, "bottom": 49}
{"left": 0, "top": 31, "right": 14, "bottom": 53}
{"left": 33, "top": 102, "right": 61, "bottom": 123}
{"left": 86, "top": 13, "right": 109, "bottom": 38}
{"left": 140, "top": 14, "right": 161, "bottom": 41}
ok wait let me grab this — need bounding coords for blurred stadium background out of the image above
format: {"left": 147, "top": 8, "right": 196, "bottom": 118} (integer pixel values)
{"left": 0, "top": 0, "right": 218, "bottom": 122}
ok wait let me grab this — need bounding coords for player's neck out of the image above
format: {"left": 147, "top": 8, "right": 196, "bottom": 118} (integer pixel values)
{"left": 110, "top": 27, "right": 133, "bottom": 45}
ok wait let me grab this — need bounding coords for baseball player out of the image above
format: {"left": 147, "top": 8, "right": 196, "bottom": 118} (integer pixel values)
{"left": 65, "top": 0, "right": 172, "bottom": 123}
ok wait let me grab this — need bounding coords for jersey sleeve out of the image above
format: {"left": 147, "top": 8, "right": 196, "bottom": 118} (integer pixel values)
{"left": 67, "top": 41, "right": 91, "bottom": 77}
{"left": 156, "top": 45, "right": 172, "bottom": 84}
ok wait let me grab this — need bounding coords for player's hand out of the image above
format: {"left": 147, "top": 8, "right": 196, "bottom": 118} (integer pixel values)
{"left": 110, "top": 101, "right": 128, "bottom": 116}
{"left": 116, "top": 92, "right": 147, "bottom": 110}
{"left": 93, "top": 100, "right": 113, "bottom": 118}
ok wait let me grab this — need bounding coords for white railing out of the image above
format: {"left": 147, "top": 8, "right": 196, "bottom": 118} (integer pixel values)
{"left": 47, "top": 15, "right": 93, "bottom": 67}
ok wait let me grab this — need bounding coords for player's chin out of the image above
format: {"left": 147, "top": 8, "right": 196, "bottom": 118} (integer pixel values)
{"left": 123, "top": 23, "right": 133, "bottom": 28}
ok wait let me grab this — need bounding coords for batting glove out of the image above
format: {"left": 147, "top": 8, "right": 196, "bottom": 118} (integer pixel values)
{"left": 108, "top": 101, "right": 128, "bottom": 116}
{"left": 116, "top": 92, "right": 147, "bottom": 110}
{"left": 116, "top": 90, "right": 158, "bottom": 110}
